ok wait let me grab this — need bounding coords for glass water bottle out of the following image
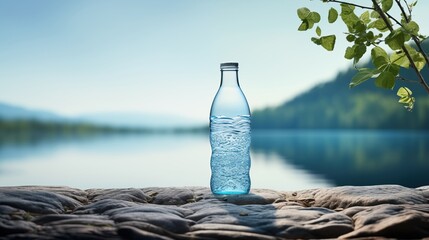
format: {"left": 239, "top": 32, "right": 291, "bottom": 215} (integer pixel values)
{"left": 209, "top": 62, "right": 251, "bottom": 195}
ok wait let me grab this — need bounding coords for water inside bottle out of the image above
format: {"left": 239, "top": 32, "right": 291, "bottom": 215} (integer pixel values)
{"left": 210, "top": 115, "right": 251, "bottom": 194}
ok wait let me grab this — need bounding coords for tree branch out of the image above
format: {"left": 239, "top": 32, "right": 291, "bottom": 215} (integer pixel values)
{"left": 402, "top": 0, "right": 413, "bottom": 17}
{"left": 394, "top": 0, "right": 429, "bottom": 73}
{"left": 325, "top": 0, "right": 374, "bottom": 10}
{"left": 372, "top": 0, "right": 429, "bottom": 94}
{"left": 385, "top": 12, "right": 403, "bottom": 27}
{"left": 395, "top": 0, "right": 410, "bottom": 22}
{"left": 397, "top": 75, "right": 420, "bottom": 83}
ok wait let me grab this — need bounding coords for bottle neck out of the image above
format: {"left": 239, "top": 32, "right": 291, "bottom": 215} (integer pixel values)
{"left": 220, "top": 70, "right": 239, "bottom": 87}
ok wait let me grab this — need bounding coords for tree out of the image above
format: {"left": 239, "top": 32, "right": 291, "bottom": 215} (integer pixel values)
{"left": 297, "top": 0, "right": 428, "bottom": 111}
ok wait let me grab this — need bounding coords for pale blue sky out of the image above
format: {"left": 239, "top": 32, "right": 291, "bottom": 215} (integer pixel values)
{"left": 1, "top": 0, "right": 428, "bottom": 122}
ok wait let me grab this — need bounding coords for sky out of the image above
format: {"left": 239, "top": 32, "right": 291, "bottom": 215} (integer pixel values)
{"left": 1, "top": 0, "right": 429, "bottom": 122}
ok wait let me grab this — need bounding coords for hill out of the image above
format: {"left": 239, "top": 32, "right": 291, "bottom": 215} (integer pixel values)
{"left": 0, "top": 102, "right": 65, "bottom": 122}
{"left": 252, "top": 43, "right": 429, "bottom": 130}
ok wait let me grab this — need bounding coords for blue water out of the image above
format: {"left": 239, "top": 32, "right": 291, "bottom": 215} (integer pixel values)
{"left": 0, "top": 130, "right": 428, "bottom": 190}
{"left": 210, "top": 115, "right": 251, "bottom": 194}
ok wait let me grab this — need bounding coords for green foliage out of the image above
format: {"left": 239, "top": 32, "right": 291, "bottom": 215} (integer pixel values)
{"left": 297, "top": 0, "right": 429, "bottom": 111}
{"left": 328, "top": 8, "right": 338, "bottom": 23}
{"left": 350, "top": 68, "right": 380, "bottom": 88}
{"left": 297, "top": 7, "right": 321, "bottom": 31}
{"left": 252, "top": 56, "right": 429, "bottom": 129}
{"left": 397, "top": 87, "right": 415, "bottom": 111}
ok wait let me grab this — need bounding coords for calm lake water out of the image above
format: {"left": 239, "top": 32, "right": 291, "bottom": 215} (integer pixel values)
{"left": 0, "top": 130, "right": 428, "bottom": 190}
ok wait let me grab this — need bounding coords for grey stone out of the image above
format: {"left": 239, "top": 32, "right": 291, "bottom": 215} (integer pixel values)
{"left": 0, "top": 219, "right": 39, "bottom": 235}
{"left": 188, "top": 230, "right": 278, "bottom": 240}
{"left": 0, "top": 188, "right": 82, "bottom": 214}
{"left": 340, "top": 204, "right": 429, "bottom": 239}
{"left": 145, "top": 187, "right": 197, "bottom": 205}
{"left": 112, "top": 212, "right": 194, "bottom": 233}
{"left": 33, "top": 214, "right": 113, "bottom": 227}
{"left": 117, "top": 226, "right": 175, "bottom": 240}
{"left": 74, "top": 199, "right": 139, "bottom": 215}
{"left": 302, "top": 185, "right": 428, "bottom": 209}
{"left": 86, "top": 188, "right": 152, "bottom": 203}
{"left": 1, "top": 185, "right": 429, "bottom": 239}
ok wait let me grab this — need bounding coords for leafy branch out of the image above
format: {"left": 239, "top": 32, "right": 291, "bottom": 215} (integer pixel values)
{"left": 297, "top": 0, "right": 429, "bottom": 111}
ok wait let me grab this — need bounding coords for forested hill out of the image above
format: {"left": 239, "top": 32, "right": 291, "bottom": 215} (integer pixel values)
{"left": 252, "top": 43, "right": 429, "bottom": 130}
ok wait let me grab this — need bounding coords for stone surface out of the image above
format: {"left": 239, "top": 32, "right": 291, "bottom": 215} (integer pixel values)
{"left": 0, "top": 185, "right": 428, "bottom": 239}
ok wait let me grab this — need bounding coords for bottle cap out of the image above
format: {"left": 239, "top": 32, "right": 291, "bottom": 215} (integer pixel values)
{"left": 220, "top": 62, "right": 239, "bottom": 70}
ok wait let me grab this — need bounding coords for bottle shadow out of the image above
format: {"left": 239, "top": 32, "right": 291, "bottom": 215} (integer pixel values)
{"left": 185, "top": 189, "right": 282, "bottom": 239}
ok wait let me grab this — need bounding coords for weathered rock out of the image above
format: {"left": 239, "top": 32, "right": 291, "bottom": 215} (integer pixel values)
{"left": 86, "top": 188, "right": 152, "bottom": 203}
{"left": 300, "top": 185, "right": 428, "bottom": 209}
{"left": 0, "top": 188, "right": 82, "bottom": 214}
{"left": 1, "top": 185, "right": 429, "bottom": 239}
{"left": 340, "top": 204, "right": 429, "bottom": 239}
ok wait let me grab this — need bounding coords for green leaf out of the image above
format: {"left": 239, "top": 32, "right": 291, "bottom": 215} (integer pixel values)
{"left": 400, "top": 44, "right": 427, "bottom": 71}
{"left": 385, "top": 30, "right": 406, "bottom": 50}
{"left": 320, "top": 35, "right": 336, "bottom": 51}
{"left": 354, "top": 21, "right": 366, "bottom": 33}
{"left": 328, "top": 8, "right": 338, "bottom": 23}
{"left": 403, "top": 21, "right": 420, "bottom": 35}
{"left": 399, "top": 97, "right": 413, "bottom": 104}
{"left": 373, "top": 56, "right": 388, "bottom": 69}
{"left": 311, "top": 37, "right": 321, "bottom": 45}
{"left": 397, "top": 86, "right": 413, "bottom": 98}
{"left": 354, "top": 43, "right": 367, "bottom": 64}
{"left": 308, "top": 12, "right": 321, "bottom": 23}
{"left": 370, "top": 11, "right": 380, "bottom": 18}
{"left": 397, "top": 87, "right": 415, "bottom": 111}
{"left": 298, "top": 21, "right": 309, "bottom": 31}
{"left": 381, "top": 0, "right": 393, "bottom": 12}
{"left": 390, "top": 51, "right": 410, "bottom": 68}
{"left": 349, "top": 68, "right": 379, "bottom": 88}
{"left": 297, "top": 7, "right": 311, "bottom": 20}
{"left": 371, "top": 46, "right": 390, "bottom": 69}
{"left": 365, "top": 31, "right": 375, "bottom": 43}
{"left": 369, "top": 19, "right": 388, "bottom": 32}
{"left": 344, "top": 46, "right": 355, "bottom": 59}
{"left": 341, "top": 3, "right": 355, "bottom": 14}
{"left": 411, "top": 52, "right": 426, "bottom": 71}
{"left": 340, "top": 4, "right": 360, "bottom": 31}
{"left": 371, "top": 46, "right": 389, "bottom": 63}
{"left": 375, "top": 71, "right": 395, "bottom": 89}
{"left": 387, "top": 64, "right": 400, "bottom": 76}
{"left": 360, "top": 11, "right": 370, "bottom": 24}
{"left": 346, "top": 34, "right": 356, "bottom": 42}
{"left": 316, "top": 26, "right": 321, "bottom": 36}
{"left": 298, "top": 20, "right": 314, "bottom": 31}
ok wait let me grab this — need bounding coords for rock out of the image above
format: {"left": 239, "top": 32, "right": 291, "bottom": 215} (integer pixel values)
{"left": 300, "top": 185, "right": 428, "bottom": 209}
{"left": 1, "top": 185, "right": 429, "bottom": 239}
{"left": 340, "top": 204, "right": 429, "bottom": 239}
{"left": 112, "top": 211, "right": 193, "bottom": 234}
{"left": 86, "top": 188, "right": 152, "bottom": 203}
{"left": 117, "top": 226, "right": 175, "bottom": 240}
{"left": 0, "top": 188, "right": 82, "bottom": 214}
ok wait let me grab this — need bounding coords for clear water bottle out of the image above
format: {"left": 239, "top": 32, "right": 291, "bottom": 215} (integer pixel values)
{"left": 209, "top": 62, "right": 251, "bottom": 195}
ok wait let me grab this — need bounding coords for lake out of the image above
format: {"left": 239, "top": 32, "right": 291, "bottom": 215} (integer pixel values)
{"left": 0, "top": 130, "right": 428, "bottom": 191}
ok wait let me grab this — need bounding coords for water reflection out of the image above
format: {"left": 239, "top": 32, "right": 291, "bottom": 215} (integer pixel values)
{"left": 252, "top": 130, "right": 429, "bottom": 187}
{"left": 1, "top": 130, "right": 427, "bottom": 190}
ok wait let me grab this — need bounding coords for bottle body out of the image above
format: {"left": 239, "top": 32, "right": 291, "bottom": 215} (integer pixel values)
{"left": 210, "top": 62, "right": 251, "bottom": 195}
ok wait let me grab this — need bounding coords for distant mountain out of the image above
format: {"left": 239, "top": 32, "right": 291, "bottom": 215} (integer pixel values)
{"left": 78, "top": 112, "right": 205, "bottom": 129}
{"left": 0, "top": 102, "right": 204, "bottom": 129}
{"left": 253, "top": 42, "right": 429, "bottom": 130}
{"left": 0, "top": 102, "right": 65, "bottom": 122}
